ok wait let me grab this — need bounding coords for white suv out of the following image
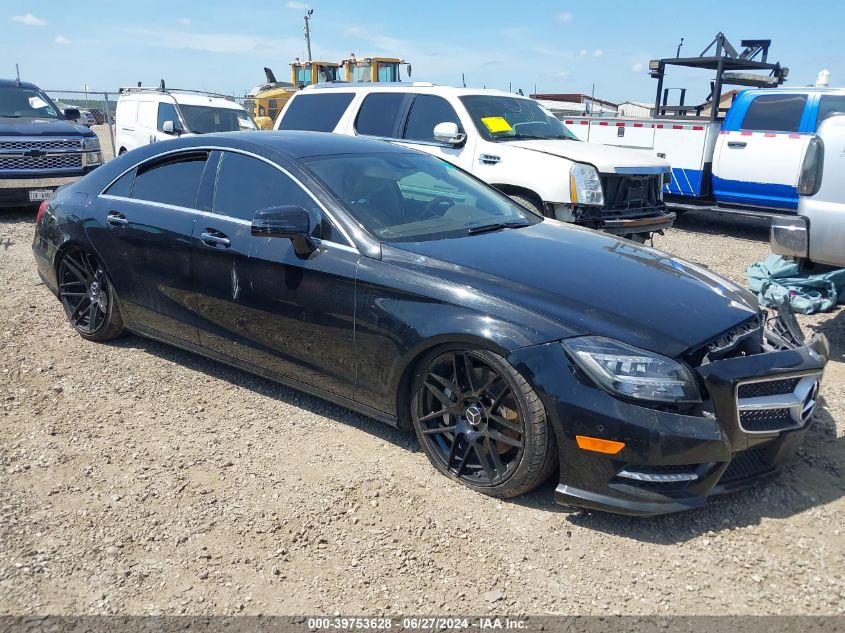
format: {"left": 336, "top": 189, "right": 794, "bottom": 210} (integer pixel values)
{"left": 275, "top": 83, "right": 674, "bottom": 239}
{"left": 115, "top": 86, "right": 256, "bottom": 155}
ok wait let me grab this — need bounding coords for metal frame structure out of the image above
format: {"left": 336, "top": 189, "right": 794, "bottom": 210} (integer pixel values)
{"left": 117, "top": 80, "right": 238, "bottom": 102}
{"left": 649, "top": 33, "right": 789, "bottom": 121}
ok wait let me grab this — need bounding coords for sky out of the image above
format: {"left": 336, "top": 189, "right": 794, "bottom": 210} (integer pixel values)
{"left": 2, "top": 0, "right": 843, "bottom": 104}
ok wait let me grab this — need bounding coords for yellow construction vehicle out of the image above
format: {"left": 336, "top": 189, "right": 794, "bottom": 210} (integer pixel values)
{"left": 247, "top": 53, "right": 411, "bottom": 130}
{"left": 341, "top": 54, "right": 412, "bottom": 82}
{"left": 291, "top": 59, "right": 342, "bottom": 87}
{"left": 246, "top": 68, "right": 296, "bottom": 129}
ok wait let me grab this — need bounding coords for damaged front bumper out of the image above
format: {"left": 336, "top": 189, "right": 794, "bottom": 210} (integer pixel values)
{"left": 508, "top": 315, "right": 829, "bottom": 516}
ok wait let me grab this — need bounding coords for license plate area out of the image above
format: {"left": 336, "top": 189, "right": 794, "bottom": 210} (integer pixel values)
{"left": 29, "top": 189, "right": 54, "bottom": 202}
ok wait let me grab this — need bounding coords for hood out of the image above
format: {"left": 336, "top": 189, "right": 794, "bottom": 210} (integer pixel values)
{"left": 504, "top": 139, "right": 669, "bottom": 174}
{"left": 0, "top": 116, "right": 93, "bottom": 138}
{"left": 383, "top": 221, "right": 758, "bottom": 357}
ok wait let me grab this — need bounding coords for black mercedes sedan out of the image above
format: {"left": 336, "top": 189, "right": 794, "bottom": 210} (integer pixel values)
{"left": 32, "top": 131, "right": 829, "bottom": 515}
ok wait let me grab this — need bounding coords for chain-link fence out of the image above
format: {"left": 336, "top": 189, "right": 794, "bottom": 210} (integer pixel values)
{"left": 44, "top": 90, "right": 119, "bottom": 161}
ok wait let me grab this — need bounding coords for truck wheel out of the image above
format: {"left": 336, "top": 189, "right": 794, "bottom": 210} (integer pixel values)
{"left": 508, "top": 194, "right": 545, "bottom": 217}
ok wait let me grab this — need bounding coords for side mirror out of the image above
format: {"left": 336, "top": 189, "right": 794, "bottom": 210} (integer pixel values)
{"left": 162, "top": 120, "right": 182, "bottom": 135}
{"left": 63, "top": 108, "right": 81, "bottom": 121}
{"left": 251, "top": 206, "right": 316, "bottom": 257}
{"left": 433, "top": 121, "right": 466, "bottom": 147}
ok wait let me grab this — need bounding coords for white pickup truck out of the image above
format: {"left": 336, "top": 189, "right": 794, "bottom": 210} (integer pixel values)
{"left": 275, "top": 83, "right": 675, "bottom": 240}
{"left": 565, "top": 88, "right": 845, "bottom": 215}
{"left": 771, "top": 114, "right": 845, "bottom": 267}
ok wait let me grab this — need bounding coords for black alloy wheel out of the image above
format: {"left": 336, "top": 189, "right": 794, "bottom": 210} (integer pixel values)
{"left": 412, "top": 348, "right": 556, "bottom": 498}
{"left": 57, "top": 247, "right": 124, "bottom": 341}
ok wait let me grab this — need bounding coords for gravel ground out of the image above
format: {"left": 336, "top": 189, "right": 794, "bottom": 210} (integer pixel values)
{"left": 1, "top": 208, "right": 843, "bottom": 616}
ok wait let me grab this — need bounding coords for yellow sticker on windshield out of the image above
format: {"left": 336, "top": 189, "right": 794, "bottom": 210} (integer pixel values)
{"left": 480, "top": 116, "right": 512, "bottom": 133}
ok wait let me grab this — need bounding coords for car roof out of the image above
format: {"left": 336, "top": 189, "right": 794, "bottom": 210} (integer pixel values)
{"left": 299, "top": 83, "right": 527, "bottom": 99}
{"left": 0, "top": 79, "right": 41, "bottom": 90}
{"left": 117, "top": 90, "right": 245, "bottom": 110}
{"left": 142, "top": 130, "right": 415, "bottom": 159}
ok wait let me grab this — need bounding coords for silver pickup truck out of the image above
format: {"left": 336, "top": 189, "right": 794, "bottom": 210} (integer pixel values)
{"left": 0, "top": 79, "right": 103, "bottom": 208}
{"left": 771, "top": 114, "right": 845, "bottom": 267}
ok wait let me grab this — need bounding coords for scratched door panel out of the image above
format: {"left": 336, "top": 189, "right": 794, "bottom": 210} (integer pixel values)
{"left": 191, "top": 217, "right": 253, "bottom": 360}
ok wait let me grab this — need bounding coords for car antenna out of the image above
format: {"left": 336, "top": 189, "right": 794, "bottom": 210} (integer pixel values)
{"left": 159, "top": 79, "right": 166, "bottom": 92}
{"left": 15, "top": 63, "right": 21, "bottom": 85}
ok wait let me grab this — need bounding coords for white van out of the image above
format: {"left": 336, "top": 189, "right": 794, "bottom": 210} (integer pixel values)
{"left": 274, "top": 82, "right": 674, "bottom": 240}
{"left": 115, "top": 86, "right": 256, "bottom": 155}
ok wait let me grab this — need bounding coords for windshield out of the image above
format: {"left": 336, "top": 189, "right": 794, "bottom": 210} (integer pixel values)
{"left": 178, "top": 104, "right": 256, "bottom": 133}
{"left": 459, "top": 95, "right": 577, "bottom": 142}
{"left": 302, "top": 152, "right": 541, "bottom": 242}
{"left": 0, "top": 85, "right": 60, "bottom": 119}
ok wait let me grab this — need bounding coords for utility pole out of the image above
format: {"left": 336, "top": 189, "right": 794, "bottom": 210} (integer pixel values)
{"left": 304, "top": 9, "right": 314, "bottom": 62}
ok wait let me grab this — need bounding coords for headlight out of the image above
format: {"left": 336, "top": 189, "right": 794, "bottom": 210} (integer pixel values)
{"left": 563, "top": 336, "right": 701, "bottom": 403}
{"left": 569, "top": 163, "right": 604, "bottom": 206}
{"left": 83, "top": 137, "right": 100, "bottom": 151}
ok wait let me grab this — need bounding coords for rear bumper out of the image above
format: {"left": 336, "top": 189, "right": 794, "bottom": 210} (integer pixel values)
{"left": 770, "top": 215, "right": 809, "bottom": 259}
{"left": 509, "top": 333, "right": 829, "bottom": 516}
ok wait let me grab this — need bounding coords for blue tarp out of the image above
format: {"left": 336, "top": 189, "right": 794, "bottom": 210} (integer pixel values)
{"left": 747, "top": 255, "right": 845, "bottom": 314}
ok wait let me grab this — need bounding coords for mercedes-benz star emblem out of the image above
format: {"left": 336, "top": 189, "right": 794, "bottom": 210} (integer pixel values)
{"left": 465, "top": 405, "right": 483, "bottom": 427}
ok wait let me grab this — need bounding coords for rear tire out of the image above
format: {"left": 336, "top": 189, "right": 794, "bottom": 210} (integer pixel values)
{"left": 411, "top": 347, "right": 557, "bottom": 499}
{"left": 57, "top": 247, "right": 124, "bottom": 342}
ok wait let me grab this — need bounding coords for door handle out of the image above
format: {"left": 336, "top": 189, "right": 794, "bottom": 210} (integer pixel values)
{"left": 201, "top": 231, "right": 231, "bottom": 248}
{"left": 106, "top": 211, "right": 128, "bottom": 227}
{"left": 727, "top": 141, "right": 747, "bottom": 149}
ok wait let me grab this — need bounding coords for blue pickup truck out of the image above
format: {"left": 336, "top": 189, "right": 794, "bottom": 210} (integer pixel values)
{"left": 567, "top": 87, "right": 843, "bottom": 215}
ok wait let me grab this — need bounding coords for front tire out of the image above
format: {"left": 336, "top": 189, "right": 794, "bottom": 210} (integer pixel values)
{"left": 57, "top": 247, "right": 124, "bottom": 342}
{"left": 508, "top": 194, "right": 545, "bottom": 217}
{"left": 411, "top": 347, "right": 556, "bottom": 498}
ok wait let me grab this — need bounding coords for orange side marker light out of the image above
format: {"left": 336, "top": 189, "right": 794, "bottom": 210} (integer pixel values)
{"left": 575, "top": 435, "right": 625, "bottom": 454}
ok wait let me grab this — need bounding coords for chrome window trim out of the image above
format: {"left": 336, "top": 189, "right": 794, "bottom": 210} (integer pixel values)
{"left": 98, "top": 194, "right": 358, "bottom": 254}
{"left": 97, "top": 145, "right": 356, "bottom": 251}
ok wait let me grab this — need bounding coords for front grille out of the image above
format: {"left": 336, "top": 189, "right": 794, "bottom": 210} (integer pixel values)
{"left": 0, "top": 139, "right": 82, "bottom": 151}
{"left": 736, "top": 373, "right": 821, "bottom": 434}
{"left": 738, "top": 378, "right": 800, "bottom": 399}
{"left": 740, "top": 408, "right": 794, "bottom": 432}
{"left": 718, "top": 447, "right": 771, "bottom": 484}
{"left": 0, "top": 154, "right": 82, "bottom": 171}
{"left": 601, "top": 174, "right": 663, "bottom": 213}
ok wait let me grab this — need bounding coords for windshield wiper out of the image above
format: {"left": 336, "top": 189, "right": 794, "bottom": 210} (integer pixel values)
{"left": 467, "top": 221, "right": 531, "bottom": 235}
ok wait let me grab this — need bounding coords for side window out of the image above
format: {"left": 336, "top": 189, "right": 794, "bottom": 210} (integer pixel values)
{"left": 213, "top": 152, "right": 348, "bottom": 244}
{"left": 278, "top": 93, "right": 354, "bottom": 132}
{"left": 131, "top": 152, "right": 208, "bottom": 208}
{"left": 741, "top": 94, "right": 807, "bottom": 132}
{"left": 104, "top": 169, "right": 134, "bottom": 197}
{"left": 355, "top": 93, "right": 408, "bottom": 137}
{"left": 403, "top": 95, "right": 462, "bottom": 142}
{"left": 157, "top": 102, "right": 180, "bottom": 132}
{"left": 816, "top": 95, "right": 845, "bottom": 128}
